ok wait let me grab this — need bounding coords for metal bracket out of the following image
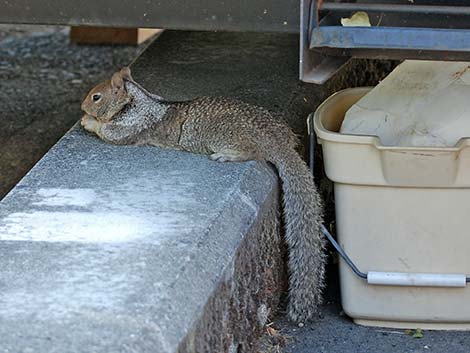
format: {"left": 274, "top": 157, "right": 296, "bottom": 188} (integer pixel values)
{"left": 300, "top": 0, "right": 470, "bottom": 84}
{"left": 299, "top": 0, "right": 350, "bottom": 84}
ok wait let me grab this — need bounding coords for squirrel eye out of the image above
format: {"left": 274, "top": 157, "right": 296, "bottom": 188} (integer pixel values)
{"left": 92, "top": 93, "right": 102, "bottom": 102}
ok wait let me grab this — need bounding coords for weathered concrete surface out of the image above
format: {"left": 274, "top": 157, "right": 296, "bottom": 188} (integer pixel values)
{"left": 0, "top": 127, "right": 282, "bottom": 353}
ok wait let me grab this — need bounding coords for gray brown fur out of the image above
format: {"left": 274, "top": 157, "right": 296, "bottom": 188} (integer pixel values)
{"left": 81, "top": 67, "right": 326, "bottom": 322}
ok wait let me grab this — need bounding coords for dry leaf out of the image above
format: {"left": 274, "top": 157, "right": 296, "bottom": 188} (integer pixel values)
{"left": 341, "top": 12, "right": 371, "bottom": 27}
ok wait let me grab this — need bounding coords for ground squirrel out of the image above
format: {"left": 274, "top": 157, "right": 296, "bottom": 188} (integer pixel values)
{"left": 81, "top": 67, "right": 326, "bottom": 323}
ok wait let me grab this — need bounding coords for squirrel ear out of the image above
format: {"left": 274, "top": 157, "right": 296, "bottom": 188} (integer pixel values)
{"left": 111, "top": 71, "right": 125, "bottom": 93}
{"left": 120, "top": 67, "right": 133, "bottom": 81}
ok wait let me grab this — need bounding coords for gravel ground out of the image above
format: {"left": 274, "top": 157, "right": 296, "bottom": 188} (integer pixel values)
{"left": 0, "top": 25, "right": 142, "bottom": 198}
{"left": 258, "top": 264, "right": 470, "bottom": 353}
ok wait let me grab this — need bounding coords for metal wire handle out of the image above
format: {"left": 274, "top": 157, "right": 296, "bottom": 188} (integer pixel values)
{"left": 307, "top": 113, "right": 470, "bottom": 285}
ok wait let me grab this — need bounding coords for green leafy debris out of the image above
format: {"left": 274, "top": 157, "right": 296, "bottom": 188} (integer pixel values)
{"left": 405, "top": 328, "right": 424, "bottom": 339}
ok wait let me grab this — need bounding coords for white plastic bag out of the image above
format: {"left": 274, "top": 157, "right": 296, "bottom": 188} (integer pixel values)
{"left": 341, "top": 60, "right": 470, "bottom": 147}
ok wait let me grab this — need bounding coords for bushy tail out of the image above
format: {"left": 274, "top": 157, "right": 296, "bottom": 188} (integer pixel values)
{"left": 264, "top": 145, "right": 326, "bottom": 322}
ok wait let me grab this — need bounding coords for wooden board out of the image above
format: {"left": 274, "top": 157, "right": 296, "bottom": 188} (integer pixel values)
{"left": 70, "top": 27, "right": 162, "bottom": 45}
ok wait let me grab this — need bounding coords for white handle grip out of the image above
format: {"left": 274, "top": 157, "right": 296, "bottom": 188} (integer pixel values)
{"left": 367, "top": 272, "right": 466, "bottom": 288}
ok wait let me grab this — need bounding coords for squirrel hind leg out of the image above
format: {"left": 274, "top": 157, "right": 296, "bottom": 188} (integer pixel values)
{"left": 209, "top": 149, "right": 257, "bottom": 163}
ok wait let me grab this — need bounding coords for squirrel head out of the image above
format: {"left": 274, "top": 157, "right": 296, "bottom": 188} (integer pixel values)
{"left": 81, "top": 67, "right": 133, "bottom": 122}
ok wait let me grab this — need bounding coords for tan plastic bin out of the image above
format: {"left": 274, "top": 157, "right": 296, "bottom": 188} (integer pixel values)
{"left": 314, "top": 87, "right": 470, "bottom": 330}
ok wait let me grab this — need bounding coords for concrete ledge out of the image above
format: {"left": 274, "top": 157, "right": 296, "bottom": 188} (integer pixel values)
{"left": 0, "top": 127, "right": 283, "bottom": 352}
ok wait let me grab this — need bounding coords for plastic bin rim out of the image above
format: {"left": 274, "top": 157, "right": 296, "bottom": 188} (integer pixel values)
{"left": 313, "top": 87, "right": 470, "bottom": 152}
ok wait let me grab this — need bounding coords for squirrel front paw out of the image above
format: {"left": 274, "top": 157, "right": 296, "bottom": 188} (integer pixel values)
{"left": 81, "top": 114, "right": 102, "bottom": 134}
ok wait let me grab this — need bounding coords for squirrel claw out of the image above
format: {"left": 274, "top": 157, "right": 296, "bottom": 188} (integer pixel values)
{"left": 210, "top": 153, "right": 231, "bottom": 162}
{"left": 209, "top": 151, "right": 251, "bottom": 163}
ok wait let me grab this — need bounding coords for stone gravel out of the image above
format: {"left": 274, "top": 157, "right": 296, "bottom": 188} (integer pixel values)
{"left": 0, "top": 25, "right": 142, "bottom": 198}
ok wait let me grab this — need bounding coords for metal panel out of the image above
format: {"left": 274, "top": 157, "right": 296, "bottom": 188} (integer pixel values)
{"left": 300, "top": 0, "right": 470, "bottom": 83}
{"left": 310, "top": 27, "right": 470, "bottom": 52}
{"left": 299, "top": 0, "right": 350, "bottom": 83}
{"left": 0, "top": 0, "right": 299, "bottom": 33}
{"left": 320, "top": 2, "right": 470, "bottom": 15}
